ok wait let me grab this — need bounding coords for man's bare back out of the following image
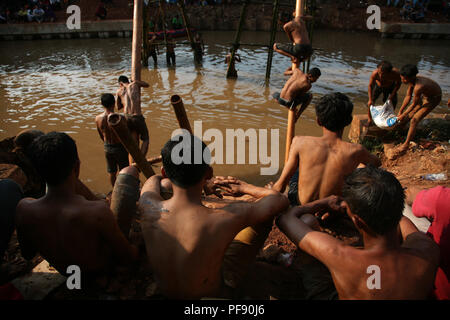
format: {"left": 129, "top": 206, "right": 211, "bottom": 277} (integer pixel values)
{"left": 16, "top": 192, "right": 136, "bottom": 275}
{"left": 284, "top": 16, "right": 310, "bottom": 45}
{"left": 411, "top": 76, "right": 442, "bottom": 100}
{"left": 280, "top": 68, "right": 311, "bottom": 101}
{"left": 274, "top": 135, "right": 380, "bottom": 205}
{"left": 95, "top": 112, "right": 121, "bottom": 145}
{"left": 331, "top": 232, "right": 438, "bottom": 299}
{"left": 277, "top": 164, "right": 441, "bottom": 300}
{"left": 116, "top": 83, "right": 142, "bottom": 115}
{"left": 139, "top": 174, "right": 288, "bottom": 299}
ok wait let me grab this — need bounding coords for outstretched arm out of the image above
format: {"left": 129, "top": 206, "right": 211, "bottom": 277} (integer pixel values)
{"left": 134, "top": 80, "right": 150, "bottom": 88}
{"left": 216, "top": 178, "right": 289, "bottom": 227}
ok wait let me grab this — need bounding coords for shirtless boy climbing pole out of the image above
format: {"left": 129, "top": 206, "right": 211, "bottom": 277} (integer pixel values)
{"left": 116, "top": 75, "right": 150, "bottom": 163}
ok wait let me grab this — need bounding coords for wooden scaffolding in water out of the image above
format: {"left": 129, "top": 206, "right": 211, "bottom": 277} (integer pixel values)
{"left": 141, "top": 0, "right": 198, "bottom": 67}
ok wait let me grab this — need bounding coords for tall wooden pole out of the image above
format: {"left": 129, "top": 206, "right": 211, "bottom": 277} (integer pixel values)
{"left": 159, "top": 0, "right": 168, "bottom": 47}
{"left": 132, "top": 0, "right": 143, "bottom": 82}
{"left": 142, "top": 1, "right": 150, "bottom": 67}
{"left": 284, "top": 0, "right": 304, "bottom": 163}
{"left": 177, "top": 0, "right": 195, "bottom": 51}
{"left": 226, "top": 0, "right": 249, "bottom": 79}
{"left": 265, "top": 0, "right": 279, "bottom": 81}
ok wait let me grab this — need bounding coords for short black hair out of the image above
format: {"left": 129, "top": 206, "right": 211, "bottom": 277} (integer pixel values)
{"left": 28, "top": 132, "right": 79, "bottom": 186}
{"left": 400, "top": 64, "right": 418, "bottom": 78}
{"left": 308, "top": 67, "right": 321, "bottom": 78}
{"left": 118, "top": 75, "right": 129, "bottom": 83}
{"left": 378, "top": 60, "right": 393, "bottom": 72}
{"left": 342, "top": 166, "right": 405, "bottom": 235}
{"left": 101, "top": 93, "right": 115, "bottom": 109}
{"left": 161, "top": 133, "right": 211, "bottom": 189}
{"left": 315, "top": 92, "right": 353, "bottom": 132}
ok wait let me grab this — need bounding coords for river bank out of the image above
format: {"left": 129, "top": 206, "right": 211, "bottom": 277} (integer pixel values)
{"left": 1, "top": 2, "right": 449, "bottom": 41}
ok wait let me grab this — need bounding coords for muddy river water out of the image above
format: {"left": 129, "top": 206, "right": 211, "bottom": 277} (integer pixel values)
{"left": 0, "top": 30, "right": 449, "bottom": 193}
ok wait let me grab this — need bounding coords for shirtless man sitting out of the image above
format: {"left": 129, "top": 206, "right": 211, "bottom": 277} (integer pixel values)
{"left": 272, "top": 92, "right": 381, "bottom": 206}
{"left": 273, "top": 67, "right": 321, "bottom": 122}
{"left": 396, "top": 64, "right": 442, "bottom": 154}
{"left": 367, "top": 60, "right": 401, "bottom": 125}
{"left": 95, "top": 93, "right": 129, "bottom": 187}
{"left": 116, "top": 75, "right": 150, "bottom": 163}
{"left": 277, "top": 166, "right": 440, "bottom": 299}
{"left": 273, "top": 12, "right": 313, "bottom": 64}
{"left": 15, "top": 132, "right": 138, "bottom": 279}
{"left": 138, "top": 134, "right": 289, "bottom": 299}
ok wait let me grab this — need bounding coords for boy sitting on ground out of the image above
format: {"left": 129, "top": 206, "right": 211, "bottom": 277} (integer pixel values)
{"left": 277, "top": 166, "right": 440, "bottom": 299}
{"left": 272, "top": 92, "right": 381, "bottom": 206}
{"left": 138, "top": 134, "right": 289, "bottom": 299}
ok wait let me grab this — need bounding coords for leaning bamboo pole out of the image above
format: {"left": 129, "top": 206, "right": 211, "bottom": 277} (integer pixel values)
{"left": 265, "top": 0, "right": 280, "bottom": 80}
{"left": 226, "top": 0, "right": 249, "bottom": 79}
{"left": 108, "top": 114, "right": 155, "bottom": 178}
{"left": 177, "top": 0, "right": 195, "bottom": 51}
{"left": 284, "top": 0, "right": 304, "bottom": 164}
{"left": 170, "top": 95, "right": 193, "bottom": 134}
{"left": 159, "top": 0, "right": 168, "bottom": 47}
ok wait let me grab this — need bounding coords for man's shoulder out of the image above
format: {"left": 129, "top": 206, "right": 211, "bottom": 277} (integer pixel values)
{"left": 402, "top": 232, "right": 440, "bottom": 263}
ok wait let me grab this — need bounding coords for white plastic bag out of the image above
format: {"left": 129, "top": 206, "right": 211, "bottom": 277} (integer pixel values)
{"left": 370, "top": 100, "right": 398, "bottom": 129}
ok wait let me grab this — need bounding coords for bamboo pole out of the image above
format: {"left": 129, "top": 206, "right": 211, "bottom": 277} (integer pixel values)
{"left": 108, "top": 114, "right": 155, "bottom": 178}
{"left": 176, "top": 0, "right": 195, "bottom": 51}
{"left": 284, "top": 0, "right": 304, "bottom": 164}
{"left": 142, "top": 1, "right": 150, "bottom": 67}
{"left": 132, "top": 0, "right": 143, "bottom": 82}
{"left": 159, "top": 0, "right": 168, "bottom": 47}
{"left": 170, "top": 95, "right": 193, "bottom": 134}
{"left": 265, "top": 0, "right": 279, "bottom": 80}
{"left": 147, "top": 155, "right": 163, "bottom": 165}
{"left": 226, "top": 0, "right": 249, "bottom": 79}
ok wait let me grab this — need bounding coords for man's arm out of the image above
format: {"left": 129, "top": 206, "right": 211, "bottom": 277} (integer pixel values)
{"left": 217, "top": 179, "right": 289, "bottom": 227}
{"left": 398, "top": 84, "right": 414, "bottom": 116}
{"left": 272, "top": 136, "right": 300, "bottom": 193}
{"left": 277, "top": 197, "right": 347, "bottom": 268}
{"left": 116, "top": 89, "right": 124, "bottom": 110}
{"left": 97, "top": 205, "right": 139, "bottom": 265}
{"left": 389, "top": 73, "right": 402, "bottom": 100}
{"left": 95, "top": 117, "right": 104, "bottom": 142}
{"left": 15, "top": 200, "right": 38, "bottom": 260}
{"left": 367, "top": 71, "right": 376, "bottom": 106}
{"left": 283, "top": 22, "right": 295, "bottom": 43}
{"left": 398, "top": 86, "right": 422, "bottom": 121}
{"left": 356, "top": 146, "right": 381, "bottom": 168}
{"left": 134, "top": 80, "right": 150, "bottom": 88}
{"left": 140, "top": 175, "right": 164, "bottom": 202}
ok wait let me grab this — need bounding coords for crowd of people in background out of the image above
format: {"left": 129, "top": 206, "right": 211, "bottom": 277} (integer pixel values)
{"left": 387, "top": 0, "right": 450, "bottom": 22}
{"left": 0, "top": 0, "right": 65, "bottom": 24}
